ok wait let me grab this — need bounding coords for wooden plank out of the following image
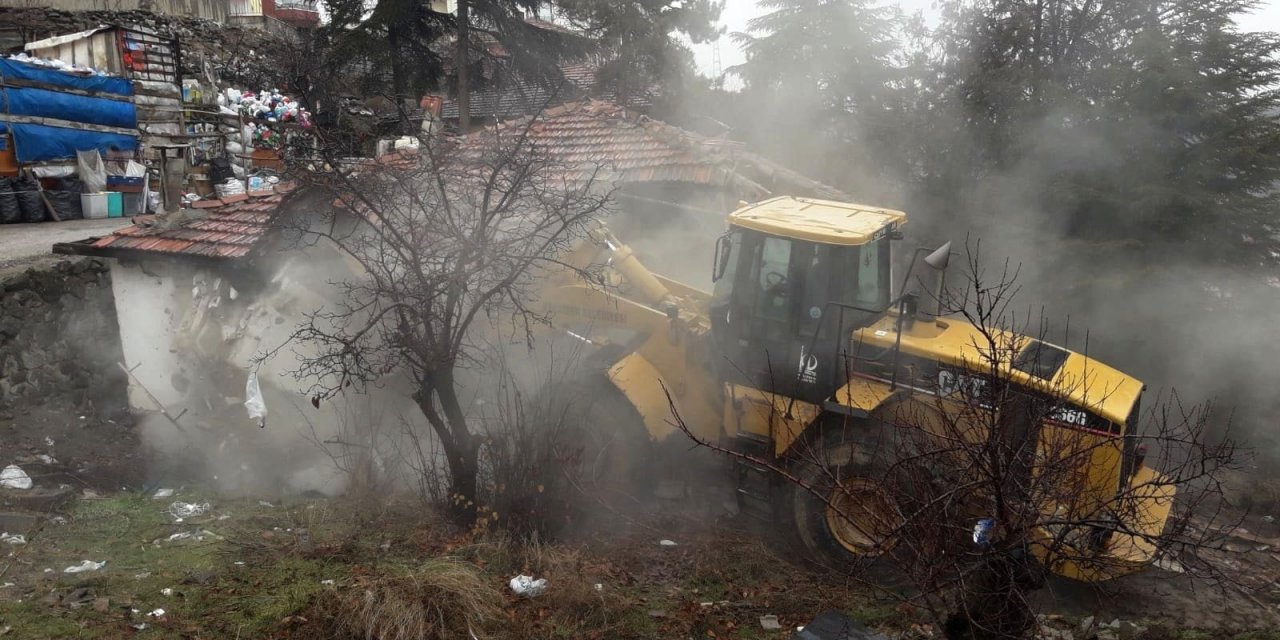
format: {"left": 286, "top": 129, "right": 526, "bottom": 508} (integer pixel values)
{"left": 23, "top": 167, "right": 60, "bottom": 223}
{"left": 0, "top": 78, "right": 134, "bottom": 102}
{"left": 0, "top": 114, "right": 139, "bottom": 137}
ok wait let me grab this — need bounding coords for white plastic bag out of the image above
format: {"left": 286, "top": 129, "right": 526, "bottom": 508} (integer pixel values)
{"left": 509, "top": 575, "right": 547, "bottom": 597}
{"left": 76, "top": 149, "right": 107, "bottom": 193}
{"left": 63, "top": 560, "right": 106, "bottom": 573}
{"left": 244, "top": 371, "right": 267, "bottom": 427}
{"left": 0, "top": 465, "right": 31, "bottom": 490}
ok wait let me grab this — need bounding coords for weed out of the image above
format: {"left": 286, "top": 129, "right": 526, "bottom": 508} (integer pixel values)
{"left": 331, "top": 558, "right": 503, "bottom": 640}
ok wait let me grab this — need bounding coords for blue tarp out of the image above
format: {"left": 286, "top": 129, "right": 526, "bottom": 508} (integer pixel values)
{"left": 8, "top": 122, "right": 137, "bottom": 163}
{"left": 0, "top": 57, "right": 133, "bottom": 97}
{"left": 1, "top": 86, "right": 136, "bottom": 129}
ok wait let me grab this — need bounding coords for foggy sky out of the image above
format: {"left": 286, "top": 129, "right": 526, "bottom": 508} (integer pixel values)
{"left": 693, "top": 0, "right": 1280, "bottom": 77}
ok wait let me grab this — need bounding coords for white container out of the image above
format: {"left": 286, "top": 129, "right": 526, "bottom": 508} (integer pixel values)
{"left": 81, "top": 192, "right": 110, "bottom": 219}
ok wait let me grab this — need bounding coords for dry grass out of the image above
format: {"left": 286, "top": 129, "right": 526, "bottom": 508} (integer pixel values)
{"left": 456, "top": 535, "right": 634, "bottom": 638}
{"left": 332, "top": 558, "right": 504, "bottom": 640}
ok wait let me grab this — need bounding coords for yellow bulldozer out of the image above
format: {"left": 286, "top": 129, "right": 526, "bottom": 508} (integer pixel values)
{"left": 539, "top": 196, "right": 1173, "bottom": 581}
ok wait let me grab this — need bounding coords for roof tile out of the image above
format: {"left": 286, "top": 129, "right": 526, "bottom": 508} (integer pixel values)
{"left": 78, "top": 190, "right": 292, "bottom": 261}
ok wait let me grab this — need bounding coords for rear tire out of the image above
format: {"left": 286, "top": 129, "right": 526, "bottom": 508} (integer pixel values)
{"left": 785, "top": 423, "right": 902, "bottom": 569}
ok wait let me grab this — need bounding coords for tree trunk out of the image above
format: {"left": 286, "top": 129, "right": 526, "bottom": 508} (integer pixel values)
{"left": 414, "top": 378, "right": 480, "bottom": 525}
{"left": 388, "top": 25, "right": 411, "bottom": 133}
{"left": 456, "top": 0, "right": 472, "bottom": 133}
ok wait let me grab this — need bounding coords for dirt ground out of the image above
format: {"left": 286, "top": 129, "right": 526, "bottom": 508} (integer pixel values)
{"left": 2, "top": 399, "right": 1279, "bottom": 639}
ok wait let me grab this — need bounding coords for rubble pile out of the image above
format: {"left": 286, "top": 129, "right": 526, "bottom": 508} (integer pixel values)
{"left": 0, "top": 259, "right": 125, "bottom": 409}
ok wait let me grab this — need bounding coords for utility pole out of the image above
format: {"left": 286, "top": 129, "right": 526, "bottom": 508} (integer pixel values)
{"left": 456, "top": 0, "right": 471, "bottom": 133}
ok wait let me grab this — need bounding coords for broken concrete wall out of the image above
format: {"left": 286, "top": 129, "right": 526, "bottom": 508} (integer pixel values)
{"left": 0, "top": 258, "right": 126, "bottom": 411}
{"left": 107, "top": 243, "right": 420, "bottom": 496}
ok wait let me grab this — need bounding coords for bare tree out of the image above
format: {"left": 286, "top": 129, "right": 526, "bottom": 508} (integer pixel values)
{"left": 266, "top": 116, "right": 614, "bottom": 523}
{"left": 668, "top": 241, "right": 1243, "bottom": 639}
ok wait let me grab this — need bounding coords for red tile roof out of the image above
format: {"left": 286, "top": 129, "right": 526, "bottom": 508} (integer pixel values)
{"left": 460, "top": 101, "right": 848, "bottom": 200}
{"left": 54, "top": 181, "right": 298, "bottom": 261}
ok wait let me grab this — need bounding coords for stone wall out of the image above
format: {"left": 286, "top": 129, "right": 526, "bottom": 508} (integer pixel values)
{"left": 0, "top": 258, "right": 126, "bottom": 411}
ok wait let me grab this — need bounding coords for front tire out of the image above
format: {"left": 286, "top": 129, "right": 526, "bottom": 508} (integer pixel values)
{"left": 786, "top": 424, "right": 903, "bottom": 568}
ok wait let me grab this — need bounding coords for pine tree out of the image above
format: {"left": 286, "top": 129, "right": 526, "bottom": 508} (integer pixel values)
{"left": 554, "top": 0, "right": 723, "bottom": 104}
{"left": 729, "top": 0, "right": 909, "bottom": 197}
{"left": 922, "top": 0, "right": 1280, "bottom": 261}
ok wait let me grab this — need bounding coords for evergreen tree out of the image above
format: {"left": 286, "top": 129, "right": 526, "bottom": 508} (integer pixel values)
{"left": 729, "top": 0, "right": 910, "bottom": 198}
{"left": 554, "top": 0, "right": 724, "bottom": 104}
{"left": 921, "top": 0, "right": 1280, "bottom": 261}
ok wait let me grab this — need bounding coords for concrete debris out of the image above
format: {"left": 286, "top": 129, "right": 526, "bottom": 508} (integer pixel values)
{"left": 0, "top": 465, "right": 32, "bottom": 490}
{"left": 508, "top": 575, "right": 547, "bottom": 597}
{"left": 760, "top": 614, "right": 781, "bottom": 630}
{"left": 63, "top": 560, "right": 106, "bottom": 573}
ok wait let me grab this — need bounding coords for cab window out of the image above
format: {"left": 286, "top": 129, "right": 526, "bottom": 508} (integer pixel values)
{"left": 855, "top": 237, "right": 889, "bottom": 308}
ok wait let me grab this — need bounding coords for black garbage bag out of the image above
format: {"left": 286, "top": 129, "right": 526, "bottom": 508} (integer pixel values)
{"left": 12, "top": 175, "right": 45, "bottom": 223}
{"left": 209, "top": 155, "right": 234, "bottom": 185}
{"left": 57, "top": 176, "right": 86, "bottom": 194}
{"left": 47, "top": 190, "right": 83, "bottom": 220}
{"left": 0, "top": 177, "right": 20, "bottom": 224}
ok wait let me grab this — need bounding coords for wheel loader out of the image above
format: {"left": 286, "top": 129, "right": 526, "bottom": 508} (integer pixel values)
{"left": 539, "top": 196, "right": 1173, "bottom": 582}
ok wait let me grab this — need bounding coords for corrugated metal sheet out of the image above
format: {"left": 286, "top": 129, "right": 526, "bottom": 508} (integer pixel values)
{"left": 229, "top": 0, "right": 264, "bottom": 17}
{"left": 26, "top": 29, "right": 119, "bottom": 74}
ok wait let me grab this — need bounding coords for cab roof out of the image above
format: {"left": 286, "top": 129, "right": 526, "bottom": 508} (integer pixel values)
{"left": 728, "top": 197, "right": 908, "bottom": 246}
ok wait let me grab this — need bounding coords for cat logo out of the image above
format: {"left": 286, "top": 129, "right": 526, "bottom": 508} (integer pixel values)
{"left": 797, "top": 345, "right": 819, "bottom": 384}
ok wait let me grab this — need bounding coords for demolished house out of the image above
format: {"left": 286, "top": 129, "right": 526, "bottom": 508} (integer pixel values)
{"left": 51, "top": 99, "right": 847, "bottom": 492}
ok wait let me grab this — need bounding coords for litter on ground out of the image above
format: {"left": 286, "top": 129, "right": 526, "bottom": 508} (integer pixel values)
{"left": 167, "top": 501, "right": 211, "bottom": 520}
{"left": 1, "top": 533, "right": 26, "bottom": 545}
{"left": 0, "top": 465, "right": 32, "bottom": 490}
{"left": 63, "top": 560, "right": 106, "bottom": 573}
{"left": 509, "top": 575, "right": 547, "bottom": 597}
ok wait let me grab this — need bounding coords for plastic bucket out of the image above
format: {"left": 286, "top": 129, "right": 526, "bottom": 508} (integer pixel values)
{"left": 107, "top": 191, "right": 123, "bottom": 217}
{"left": 81, "top": 193, "right": 110, "bottom": 219}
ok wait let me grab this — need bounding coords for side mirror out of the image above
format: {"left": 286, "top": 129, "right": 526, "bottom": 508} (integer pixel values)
{"left": 924, "top": 241, "right": 952, "bottom": 271}
{"left": 712, "top": 234, "right": 732, "bottom": 282}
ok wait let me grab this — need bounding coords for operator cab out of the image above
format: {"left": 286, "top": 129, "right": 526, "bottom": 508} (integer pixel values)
{"left": 709, "top": 197, "right": 906, "bottom": 402}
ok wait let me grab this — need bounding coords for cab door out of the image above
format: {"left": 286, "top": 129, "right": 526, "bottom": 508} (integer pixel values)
{"left": 712, "top": 231, "right": 830, "bottom": 402}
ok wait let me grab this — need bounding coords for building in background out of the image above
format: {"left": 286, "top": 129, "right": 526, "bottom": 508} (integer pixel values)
{"left": 228, "top": 0, "right": 320, "bottom": 39}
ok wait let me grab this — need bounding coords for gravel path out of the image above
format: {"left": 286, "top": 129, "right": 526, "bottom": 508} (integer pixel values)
{"left": 0, "top": 218, "right": 133, "bottom": 271}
